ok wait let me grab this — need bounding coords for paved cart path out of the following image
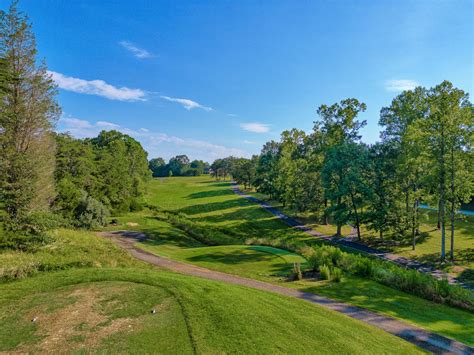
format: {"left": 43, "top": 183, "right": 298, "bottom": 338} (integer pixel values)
{"left": 99, "top": 230, "right": 473, "bottom": 354}
{"left": 232, "top": 184, "right": 471, "bottom": 289}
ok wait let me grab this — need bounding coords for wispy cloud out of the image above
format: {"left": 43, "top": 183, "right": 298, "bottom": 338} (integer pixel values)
{"left": 160, "top": 95, "right": 213, "bottom": 111}
{"left": 48, "top": 71, "right": 146, "bottom": 101}
{"left": 240, "top": 122, "right": 270, "bottom": 133}
{"left": 58, "top": 116, "right": 247, "bottom": 161}
{"left": 385, "top": 79, "right": 420, "bottom": 92}
{"left": 227, "top": 113, "right": 238, "bottom": 117}
{"left": 119, "top": 40, "right": 153, "bottom": 59}
{"left": 243, "top": 140, "right": 257, "bottom": 144}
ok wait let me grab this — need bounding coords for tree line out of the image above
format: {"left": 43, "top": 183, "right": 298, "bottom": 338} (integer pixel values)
{"left": 0, "top": 3, "right": 150, "bottom": 246}
{"left": 149, "top": 155, "right": 209, "bottom": 177}
{"left": 213, "top": 87, "right": 473, "bottom": 261}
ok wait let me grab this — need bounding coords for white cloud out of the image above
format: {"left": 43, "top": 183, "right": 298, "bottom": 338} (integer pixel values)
{"left": 97, "top": 121, "right": 120, "bottom": 128}
{"left": 61, "top": 117, "right": 93, "bottom": 129}
{"left": 240, "top": 122, "right": 270, "bottom": 133}
{"left": 119, "top": 41, "right": 152, "bottom": 59}
{"left": 243, "top": 140, "right": 257, "bottom": 144}
{"left": 57, "top": 117, "right": 248, "bottom": 161}
{"left": 385, "top": 79, "right": 420, "bottom": 92}
{"left": 227, "top": 113, "right": 238, "bottom": 117}
{"left": 48, "top": 71, "right": 146, "bottom": 101}
{"left": 160, "top": 95, "right": 213, "bottom": 111}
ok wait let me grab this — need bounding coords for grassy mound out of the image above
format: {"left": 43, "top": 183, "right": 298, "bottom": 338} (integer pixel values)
{"left": 0, "top": 229, "right": 144, "bottom": 282}
{"left": 0, "top": 268, "right": 423, "bottom": 354}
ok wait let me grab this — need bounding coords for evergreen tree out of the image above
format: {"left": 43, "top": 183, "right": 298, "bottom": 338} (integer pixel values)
{"left": 0, "top": 1, "right": 60, "bottom": 229}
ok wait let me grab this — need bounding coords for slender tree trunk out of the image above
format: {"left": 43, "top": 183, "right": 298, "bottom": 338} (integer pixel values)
{"left": 437, "top": 200, "right": 441, "bottom": 229}
{"left": 350, "top": 193, "right": 361, "bottom": 240}
{"left": 412, "top": 198, "right": 418, "bottom": 250}
{"left": 323, "top": 198, "right": 328, "bottom": 225}
{"left": 440, "top": 123, "right": 446, "bottom": 261}
{"left": 380, "top": 230, "right": 383, "bottom": 240}
{"left": 450, "top": 147, "right": 455, "bottom": 261}
{"left": 336, "top": 224, "right": 341, "bottom": 237}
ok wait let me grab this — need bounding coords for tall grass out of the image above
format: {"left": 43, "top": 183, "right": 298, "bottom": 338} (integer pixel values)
{"left": 245, "top": 237, "right": 474, "bottom": 312}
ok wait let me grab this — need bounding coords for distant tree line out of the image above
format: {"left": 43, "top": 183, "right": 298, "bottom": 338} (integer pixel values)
{"left": 213, "top": 85, "right": 473, "bottom": 261}
{"left": 149, "top": 155, "right": 209, "bottom": 177}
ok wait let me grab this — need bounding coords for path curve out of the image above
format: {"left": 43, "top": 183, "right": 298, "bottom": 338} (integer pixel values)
{"left": 100, "top": 230, "right": 473, "bottom": 354}
{"left": 232, "top": 184, "right": 471, "bottom": 289}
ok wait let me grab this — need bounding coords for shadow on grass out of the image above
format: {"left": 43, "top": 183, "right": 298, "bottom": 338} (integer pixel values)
{"left": 178, "top": 199, "right": 252, "bottom": 215}
{"left": 458, "top": 269, "right": 474, "bottom": 287}
{"left": 187, "top": 189, "right": 235, "bottom": 200}
{"left": 186, "top": 250, "right": 293, "bottom": 275}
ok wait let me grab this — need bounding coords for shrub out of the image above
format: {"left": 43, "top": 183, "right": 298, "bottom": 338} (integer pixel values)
{"left": 320, "top": 264, "right": 331, "bottom": 280}
{"left": 75, "top": 194, "right": 110, "bottom": 229}
{"left": 331, "top": 267, "right": 343, "bottom": 282}
{"left": 292, "top": 262, "right": 303, "bottom": 280}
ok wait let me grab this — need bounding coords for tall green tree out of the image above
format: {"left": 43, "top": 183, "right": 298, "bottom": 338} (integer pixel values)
{"left": 314, "top": 98, "right": 367, "bottom": 224}
{"left": 254, "top": 141, "right": 280, "bottom": 200}
{"left": 413, "top": 81, "right": 473, "bottom": 260}
{"left": 379, "top": 87, "right": 428, "bottom": 248}
{"left": 0, "top": 1, "right": 60, "bottom": 228}
{"left": 322, "top": 143, "right": 371, "bottom": 239}
{"left": 149, "top": 157, "right": 166, "bottom": 177}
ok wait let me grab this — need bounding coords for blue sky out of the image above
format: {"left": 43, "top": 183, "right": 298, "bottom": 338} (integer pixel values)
{"left": 8, "top": 0, "right": 473, "bottom": 162}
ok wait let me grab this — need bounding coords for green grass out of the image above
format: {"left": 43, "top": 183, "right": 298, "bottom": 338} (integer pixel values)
{"left": 143, "top": 176, "right": 310, "bottom": 241}
{"left": 106, "top": 176, "right": 474, "bottom": 345}
{"left": 0, "top": 268, "right": 423, "bottom": 354}
{"left": 246, "top": 188, "right": 353, "bottom": 236}
{"left": 0, "top": 228, "right": 144, "bottom": 281}
{"left": 137, "top": 230, "right": 474, "bottom": 345}
{"left": 242, "top": 184, "right": 473, "bottom": 284}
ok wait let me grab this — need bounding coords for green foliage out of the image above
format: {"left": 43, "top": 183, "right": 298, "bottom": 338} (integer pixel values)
{"left": 320, "top": 264, "right": 331, "bottom": 280}
{"left": 149, "top": 155, "right": 209, "bottom": 177}
{"left": 292, "top": 262, "right": 303, "bottom": 280}
{"left": 331, "top": 267, "right": 343, "bottom": 282}
{"left": 230, "top": 156, "right": 257, "bottom": 189}
{"left": 75, "top": 193, "right": 110, "bottom": 229}
{"left": 53, "top": 131, "right": 150, "bottom": 222}
{"left": 0, "top": 2, "right": 59, "bottom": 229}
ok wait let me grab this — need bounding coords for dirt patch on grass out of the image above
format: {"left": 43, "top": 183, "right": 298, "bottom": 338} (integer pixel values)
{"left": 17, "top": 284, "right": 144, "bottom": 353}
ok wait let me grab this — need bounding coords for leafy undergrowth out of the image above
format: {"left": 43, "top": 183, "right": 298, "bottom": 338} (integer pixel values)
{"left": 0, "top": 229, "right": 144, "bottom": 282}
{"left": 0, "top": 268, "right": 423, "bottom": 354}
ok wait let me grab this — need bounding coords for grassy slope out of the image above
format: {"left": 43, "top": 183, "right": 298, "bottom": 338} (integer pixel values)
{"left": 110, "top": 176, "right": 473, "bottom": 345}
{"left": 0, "top": 229, "right": 145, "bottom": 281}
{"left": 0, "top": 268, "right": 422, "bottom": 354}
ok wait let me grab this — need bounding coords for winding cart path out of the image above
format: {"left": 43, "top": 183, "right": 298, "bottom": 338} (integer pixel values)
{"left": 100, "top": 230, "right": 473, "bottom": 354}
{"left": 232, "top": 184, "right": 470, "bottom": 289}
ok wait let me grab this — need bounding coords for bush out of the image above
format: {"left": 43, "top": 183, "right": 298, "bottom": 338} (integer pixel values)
{"left": 245, "top": 232, "right": 474, "bottom": 311}
{"left": 75, "top": 194, "right": 110, "bottom": 229}
{"left": 331, "top": 267, "right": 343, "bottom": 282}
{"left": 292, "top": 262, "right": 303, "bottom": 281}
{"left": 320, "top": 264, "right": 331, "bottom": 280}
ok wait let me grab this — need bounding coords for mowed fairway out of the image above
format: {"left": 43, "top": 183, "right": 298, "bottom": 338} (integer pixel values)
{"left": 107, "top": 176, "right": 474, "bottom": 346}
{"left": 144, "top": 176, "right": 309, "bottom": 241}
{"left": 0, "top": 268, "right": 423, "bottom": 354}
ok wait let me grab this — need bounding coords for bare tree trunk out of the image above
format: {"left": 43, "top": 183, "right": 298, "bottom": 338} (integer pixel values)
{"left": 412, "top": 199, "right": 418, "bottom": 250}
{"left": 450, "top": 147, "right": 455, "bottom": 261}
{"left": 440, "top": 123, "right": 446, "bottom": 261}
{"left": 437, "top": 200, "right": 441, "bottom": 229}
{"left": 323, "top": 198, "right": 328, "bottom": 225}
